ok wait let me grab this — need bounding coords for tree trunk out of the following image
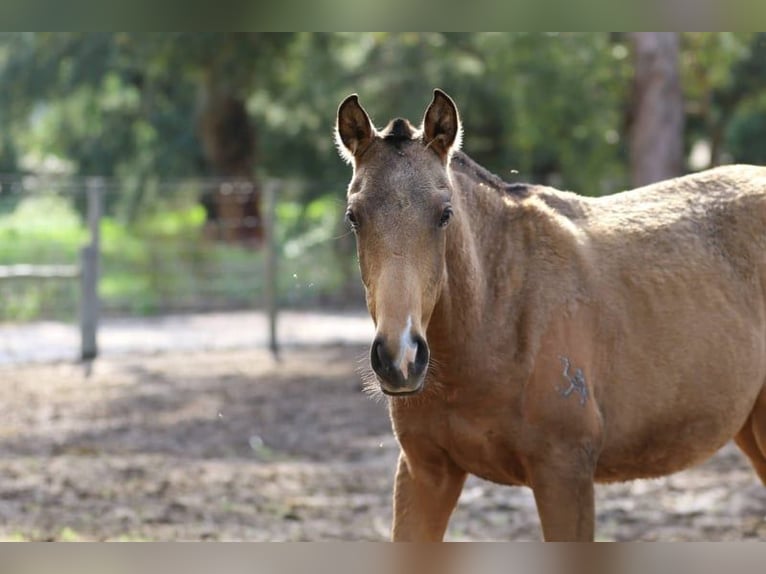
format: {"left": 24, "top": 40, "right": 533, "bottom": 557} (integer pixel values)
{"left": 628, "top": 33, "right": 685, "bottom": 187}
{"left": 198, "top": 85, "right": 263, "bottom": 245}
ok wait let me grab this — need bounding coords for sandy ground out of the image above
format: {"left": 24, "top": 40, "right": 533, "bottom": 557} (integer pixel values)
{"left": 0, "top": 310, "right": 374, "bottom": 365}
{"left": 1, "top": 345, "right": 766, "bottom": 541}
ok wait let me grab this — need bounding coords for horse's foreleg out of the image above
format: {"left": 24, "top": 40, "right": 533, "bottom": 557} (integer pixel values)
{"left": 391, "top": 449, "right": 466, "bottom": 541}
{"left": 529, "top": 454, "right": 596, "bottom": 541}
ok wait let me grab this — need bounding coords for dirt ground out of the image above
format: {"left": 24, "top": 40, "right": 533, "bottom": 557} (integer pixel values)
{"left": 1, "top": 345, "right": 765, "bottom": 541}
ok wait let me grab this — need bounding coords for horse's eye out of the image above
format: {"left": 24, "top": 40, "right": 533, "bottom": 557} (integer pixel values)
{"left": 439, "top": 206, "right": 453, "bottom": 228}
{"left": 346, "top": 209, "right": 359, "bottom": 230}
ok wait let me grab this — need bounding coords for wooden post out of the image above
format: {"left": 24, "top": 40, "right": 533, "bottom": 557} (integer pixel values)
{"left": 80, "top": 178, "right": 102, "bottom": 361}
{"left": 263, "top": 180, "right": 279, "bottom": 359}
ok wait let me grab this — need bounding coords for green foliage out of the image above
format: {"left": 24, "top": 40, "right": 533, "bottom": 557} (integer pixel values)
{"left": 0, "top": 195, "right": 84, "bottom": 320}
{"left": 0, "top": 194, "right": 85, "bottom": 262}
{"left": 681, "top": 32, "right": 766, "bottom": 166}
{"left": 3, "top": 33, "right": 764, "bottom": 195}
{"left": 277, "top": 192, "right": 356, "bottom": 307}
{"left": 464, "top": 33, "right": 632, "bottom": 194}
{"left": 725, "top": 94, "right": 766, "bottom": 165}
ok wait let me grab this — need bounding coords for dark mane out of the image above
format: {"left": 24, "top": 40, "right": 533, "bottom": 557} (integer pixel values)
{"left": 451, "top": 151, "right": 529, "bottom": 198}
{"left": 378, "top": 119, "right": 530, "bottom": 198}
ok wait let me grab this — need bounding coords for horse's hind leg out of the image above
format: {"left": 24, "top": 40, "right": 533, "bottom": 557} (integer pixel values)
{"left": 735, "top": 421, "right": 766, "bottom": 483}
{"left": 735, "top": 386, "right": 766, "bottom": 484}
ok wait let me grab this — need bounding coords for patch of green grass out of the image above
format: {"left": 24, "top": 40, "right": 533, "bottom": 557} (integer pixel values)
{"left": 1, "top": 194, "right": 358, "bottom": 321}
{"left": 110, "top": 533, "right": 154, "bottom": 542}
{"left": 58, "top": 526, "right": 83, "bottom": 542}
{"left": 0, "top": 532, "right": 31, "bottom": 542}
{"left": 0, "top": 194, "right": 86, "bottom": 264}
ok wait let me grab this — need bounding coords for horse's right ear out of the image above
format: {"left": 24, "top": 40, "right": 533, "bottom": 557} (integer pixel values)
{"left": 422, "top": 89, "right": 462, "bottom": 163}
{"left": 335, "top": 94, "right": 375, "bottom": 164}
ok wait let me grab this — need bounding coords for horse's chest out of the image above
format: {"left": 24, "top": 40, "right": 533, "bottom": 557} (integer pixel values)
{"left": 441, "top": 410, "right": 528, "bottom": 487}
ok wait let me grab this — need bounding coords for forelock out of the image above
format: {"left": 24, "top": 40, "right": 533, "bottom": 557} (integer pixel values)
{"left": 380, "top": 118, "right": 419, "bottom": 143}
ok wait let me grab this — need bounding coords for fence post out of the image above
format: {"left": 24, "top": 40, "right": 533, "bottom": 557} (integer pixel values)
{"left": 80, "top": 178, "right": 103, "bottom": 361}
{"left": 263, "top": 180, "right": 279, "bottom": 359}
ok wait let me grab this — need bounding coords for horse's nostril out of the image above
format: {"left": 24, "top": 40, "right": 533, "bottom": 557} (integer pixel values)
{"left": 377, "top": 342, "right": 387, "bottom": 364}
{"left": 413, "top": 334, "right": 429, "bottom": 374}
{"left": 370, "top": 338, "right": 386, "bottom": 374}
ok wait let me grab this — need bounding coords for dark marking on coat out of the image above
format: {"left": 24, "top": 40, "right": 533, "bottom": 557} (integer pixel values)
{"left": 558, "top": 356, "right": 588, "bottom": 406}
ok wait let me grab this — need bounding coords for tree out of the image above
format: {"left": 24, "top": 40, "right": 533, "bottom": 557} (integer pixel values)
{"left": 681, "top": 33, "right": 766, "bottom": 168}
{"left": 3, "top": 33, "right": 765, "bottom": 204}
{"left": 628, "top": 32, "right": 684, "bottom": 187}
{"left": 0, "top": 33, "right": 294, "bottom": 241}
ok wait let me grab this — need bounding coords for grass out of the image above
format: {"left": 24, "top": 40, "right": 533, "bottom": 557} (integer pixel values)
{"left": 0, "top": 529, "right": 155, "bottom": 542}
{"left": 0, "top": 193, "right": 360, "bottom": 321}
{"left": 0, "top": 531, "right": 31, "bottom": 542}
{"left": 58, "top": 526, "right": 83, "bottom": 542}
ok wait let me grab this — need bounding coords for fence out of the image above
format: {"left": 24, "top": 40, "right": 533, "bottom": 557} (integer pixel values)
{"left": 0, "top": 173, "right": 363, "bottom": 361}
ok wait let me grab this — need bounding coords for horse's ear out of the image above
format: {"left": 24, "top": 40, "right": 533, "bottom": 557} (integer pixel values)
{"left": 335, "top": 94, "right": 375, "bottom": 164}
{"left": 422, "top": 89, "right": 462, "bottom": 162}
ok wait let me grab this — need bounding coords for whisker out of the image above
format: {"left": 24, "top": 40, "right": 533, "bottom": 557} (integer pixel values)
{"left": 331, "top": 229, "right": 356, "bottom": 241}
{"left": 353, "top": 349, "right": 387, "bottom": 403}
{"left": 350, "top": 340, "right": 452, "bottom": 406}
{"left": 359, "top": 369, "right": 386, "bottom": 403}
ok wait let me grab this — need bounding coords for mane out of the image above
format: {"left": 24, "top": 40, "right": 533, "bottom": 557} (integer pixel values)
{"left": 450, "top": 151, "right": 530, "bottom": 198}
{"left": 377, "top": 119, "right": 530, "bottom": 198}
{"left": 380, "top": 118, "right": 419, "bottom": 149}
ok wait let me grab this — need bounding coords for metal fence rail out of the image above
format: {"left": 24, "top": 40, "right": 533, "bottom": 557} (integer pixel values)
{"left": 0, "top": 264, "right": 79, "bottom": 279}
{"left": 0, "top": 175, "right": 295, "bottom": 360}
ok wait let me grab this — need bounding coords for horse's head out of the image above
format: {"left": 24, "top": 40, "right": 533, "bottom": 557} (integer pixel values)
{"left": 335, "top": 89, "right": 462, "bottom": 396}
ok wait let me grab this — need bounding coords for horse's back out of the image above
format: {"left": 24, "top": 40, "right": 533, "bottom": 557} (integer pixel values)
{"left": 586, "top": 164, "right": 766, "bottom": 284}
{"left": 588, "top": 164, "right": 766, "bottom": 233}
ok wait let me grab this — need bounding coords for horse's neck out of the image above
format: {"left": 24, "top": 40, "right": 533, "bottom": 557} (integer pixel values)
{"left": 430, "top": 164, "right": 592, "bottom": 379}
{"left": 428, "top": 169, "right": 529, "bottom": 356}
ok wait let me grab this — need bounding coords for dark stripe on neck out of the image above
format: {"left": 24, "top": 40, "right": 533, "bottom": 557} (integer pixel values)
{"left": 451, "top": 151, "right": 529, "bottom": 198}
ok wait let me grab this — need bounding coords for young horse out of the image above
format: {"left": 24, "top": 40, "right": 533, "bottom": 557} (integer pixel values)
{"left": 335, "top": 89, "right": 766, "bottom": 541}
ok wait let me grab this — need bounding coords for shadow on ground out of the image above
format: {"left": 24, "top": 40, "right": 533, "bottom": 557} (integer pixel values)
{"left": 0, "top": 345, "right": 765, "bottom": 540}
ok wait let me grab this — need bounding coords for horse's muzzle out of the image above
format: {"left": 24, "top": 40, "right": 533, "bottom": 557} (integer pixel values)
{"left": 370, "top": 334, "right": 429, "bottom": 395}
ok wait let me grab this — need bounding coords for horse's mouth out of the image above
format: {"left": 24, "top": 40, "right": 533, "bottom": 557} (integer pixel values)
{"left": 379, "top": 379, "right": 425, "bottom": 397}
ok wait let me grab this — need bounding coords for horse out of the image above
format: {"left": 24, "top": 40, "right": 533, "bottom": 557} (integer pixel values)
{"left": 335, "top": 89, "right": 766, "bottom": 541}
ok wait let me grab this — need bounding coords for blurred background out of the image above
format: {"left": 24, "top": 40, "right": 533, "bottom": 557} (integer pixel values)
{"left": 2, "top": 32, "right": 766, "bottom": 331}
{"left": 2, "top": 33, "right": 766, "bottom": 541}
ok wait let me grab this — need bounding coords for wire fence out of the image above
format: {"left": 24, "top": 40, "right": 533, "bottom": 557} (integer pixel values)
{"left": 0, "top": 173, "right": 365, "bottom": 358}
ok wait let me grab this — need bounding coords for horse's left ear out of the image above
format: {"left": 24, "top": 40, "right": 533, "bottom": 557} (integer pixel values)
{"left": 336, "top": 94, "right": 375, "bottom": 164}
{"left": 422, "top": 89, "right": 462, "bottom": 162}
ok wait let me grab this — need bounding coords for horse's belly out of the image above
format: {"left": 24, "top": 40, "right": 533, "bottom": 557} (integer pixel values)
{"left": 593, "top": 315, "right": 766, "bottom": 482}
{"left": 594, "top": 391, "right": 755, "bottom": 482}
{"left": 452, "top": 451, "right": 528, "bottom": 487}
